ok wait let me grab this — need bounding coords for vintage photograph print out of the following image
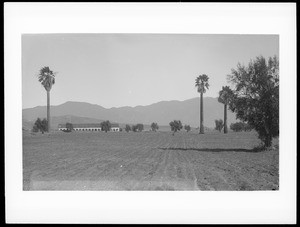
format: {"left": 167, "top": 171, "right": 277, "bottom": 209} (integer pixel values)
{"left": 22, "top": 34, "right": 279, "bottom": 191}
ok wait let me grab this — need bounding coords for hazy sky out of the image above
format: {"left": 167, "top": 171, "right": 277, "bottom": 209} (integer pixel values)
{"left": 22, "top": 34, "right": 278, "bottom": 109}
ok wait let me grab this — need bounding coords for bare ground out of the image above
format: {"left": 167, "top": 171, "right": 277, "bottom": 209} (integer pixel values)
{"left": 23, "top": 131, "right": 279, "bottom": 191}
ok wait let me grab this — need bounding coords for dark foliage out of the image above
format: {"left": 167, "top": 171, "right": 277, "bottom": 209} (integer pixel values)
{"left": 32, "top": 118, "right": 48, "bottom": 134}
{"left": 227, "top": 55, "right": 279, "bottom": 147}
{"left": 169, "top": 120, "right": 183, "bottom": 135}
{"left": 125, "top": 124, "right": 131, "bottom": 132}
{"left": 184, "top": 124, "right": 191, "bottom": 132}
{"left": 66, "top": 122, "right": 74, "bottom": 131}
{"left": 215, "top": 119, "right": 224, "bottom": 132}
{"left": 151, "top": 122, "right": 159, "bottom": 132}
{"left": 100, "top": 120, "right": 111, "bottom": 132}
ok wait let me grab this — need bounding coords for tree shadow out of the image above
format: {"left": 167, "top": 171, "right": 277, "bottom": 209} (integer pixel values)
{"left": 158, "top": 146, "right": 265, "bottom": 153}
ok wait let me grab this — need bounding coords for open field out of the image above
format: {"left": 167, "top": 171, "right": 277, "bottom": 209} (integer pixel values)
{"left": 23, "top": 130, "right": 279, "bottom": 191}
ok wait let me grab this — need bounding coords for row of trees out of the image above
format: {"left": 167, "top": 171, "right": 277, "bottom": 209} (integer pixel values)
{"left": 197, "top": 55, "right": 279, "bottom": 147}
{"left": 32, "top": 119, "right": 192, "bottom": 134}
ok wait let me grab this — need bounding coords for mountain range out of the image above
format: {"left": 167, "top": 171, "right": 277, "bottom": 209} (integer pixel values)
{"left": 22, "top": 97, "right": 238, "bottom": 130}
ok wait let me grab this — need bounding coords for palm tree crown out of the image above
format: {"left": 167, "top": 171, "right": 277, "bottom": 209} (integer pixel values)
{"left": 38, "top": 66, "right": 56, "bottom": 92}
{"left": 195, "top": 74, "right": 209, "bottom": 93}
{"left": 218, "top": 86, "right": 234, "bottom": 104}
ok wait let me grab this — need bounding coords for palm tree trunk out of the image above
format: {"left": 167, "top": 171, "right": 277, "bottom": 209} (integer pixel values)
{"left": 200, "top": 92, "right": 204, "bottom": 134}
{"left": 224, "top": 103, "right": 228, "bottom": 134}
{"left": 47, "top": 90, "right": 50, "bottom": 132}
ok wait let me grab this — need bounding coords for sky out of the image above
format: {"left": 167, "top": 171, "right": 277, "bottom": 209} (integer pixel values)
{"left": 22, "top": 34, "right": 279, "bottom": 109}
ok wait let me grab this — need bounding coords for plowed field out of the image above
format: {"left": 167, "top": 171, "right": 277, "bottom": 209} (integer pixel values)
{"left": 23, "top": 131, "right": 279, "bottom": 190}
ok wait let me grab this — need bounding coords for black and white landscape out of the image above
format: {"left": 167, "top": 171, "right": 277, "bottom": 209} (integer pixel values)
{"left": 21, "top": 33, "right": 281, "bottom": 191}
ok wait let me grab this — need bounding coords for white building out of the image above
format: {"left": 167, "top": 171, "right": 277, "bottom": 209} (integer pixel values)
{"left": 58, "top": 123, "right": 120, "bottom": 132}
{"left": 58, "top": 123, "right": 102, "bottom": 131}
{"left": 110, "top": 123, "right": 120, "bottom": 132}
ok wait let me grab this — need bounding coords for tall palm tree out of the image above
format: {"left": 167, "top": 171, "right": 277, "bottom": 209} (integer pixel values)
{"left": 195, "top": 74, "right": 209, "bottom": 134}
{"left": 38, "top": 66, "right": 56, "bottom": 132}
{"left": 218, "top": 86, "right": 233, "bottom": 134}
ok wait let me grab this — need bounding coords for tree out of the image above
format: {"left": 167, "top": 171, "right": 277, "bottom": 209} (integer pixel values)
{"left": 151, "top": 122, "right": 159, "bottom": 132}
{"left": 125, "top": 124, "right": 131, "bottom": 132}
{"left": 66, "top": 122, "right": 74, "bottom": 132}
{"left": 195, "top": 74, "right": 209, "bottom": 134}
{"left": 100, "top": 120, "right": 111, "bottom": 132}
{"left": 169, "top": 120, "right": 183, "bottom": 135}
{"left": 215, "top": 119, "right": 224, "bottom": 132}
{"left": 32, "top": 118, "right": 48, "bottom": 134}
{"left": 218, "top": 86, "right": 234, "bottom": 134}
{"left": 184, "top": 124, "right": 191, "bottom": 132}
{"left": 132, "top": 125, "right": 137, "bottom": 132}
{"left": 38, "top": 66, "right": 57, "bottom": 132}
{"left": 136, "top": 124, "right": 144, "bottom": 132}
{"left": 227, "top": 55, "right": 279, "bottom": 147}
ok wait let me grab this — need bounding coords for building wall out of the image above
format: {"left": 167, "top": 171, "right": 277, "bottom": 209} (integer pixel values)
{"left": 111, "top": 127, "right": 120, "bottom": 132}
{"left": 59, "top": 127, "right": 120, "bottom": 132}
{"left": 59, "top": 127, "right": 102, "bottom": 131}
{"left": 74, "top": 128, "right": 102, "bottom": 131}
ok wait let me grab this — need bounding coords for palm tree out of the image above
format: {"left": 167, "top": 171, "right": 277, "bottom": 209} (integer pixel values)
{"left": 195, "top": 74, "right": 209, "bottom": 134}
{"left": 38, "top": 66, "right": 56, "bottom": 132}
{"left": 218, "top": 86, "right": 233, "bottom": 134}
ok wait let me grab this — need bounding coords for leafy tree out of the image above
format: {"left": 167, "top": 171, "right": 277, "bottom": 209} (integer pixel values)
{"left": 195, "top": 74, "right": 209, "bottom": 134}
{"left": 184, "top": 124, "right": 191, "bottom": 132}
{"left": 136, "top": 124, "right": 144, "bottom": 132}
{"left": 169, "top": 120, "right": 183, "bottom": 135}
{"left": 100, "top": 120, "right": 111, "bottom": 132}
{"left": 151, "top": 122, "right": 159, "bottom": 132}
{"left": 38, "top": 66, "right": 57, "bottom": 132}
{"left": 132, "top": 125, "right": 137, "bottom": 132}
{"left": 125, "top": 124, "right": 131, "bottom": 132}
{"left": 32, "top": 118, "right": 48, "bottom": 134}
{"left": 215, "top": 119, "right": 224, "bottom": 132}
{"left": 227, "top": 55, "right": 279, "bottom": 147}
{"left": 66, "top": 122, "right": 74, "bottom": 132}
{"left": 218, "top": 86, "right": 234, "bottom": 134}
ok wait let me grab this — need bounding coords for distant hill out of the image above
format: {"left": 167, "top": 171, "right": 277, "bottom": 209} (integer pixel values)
{"left": 22, "top": 97, "right": 238, "bottom": 129}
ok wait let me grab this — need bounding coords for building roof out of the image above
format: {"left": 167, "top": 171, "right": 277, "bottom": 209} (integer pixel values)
{"left": 58, "top": 122, "right": 119, "bottom": 128}
{"left": 58, "top": 123, "right": 101, "bottom": 128}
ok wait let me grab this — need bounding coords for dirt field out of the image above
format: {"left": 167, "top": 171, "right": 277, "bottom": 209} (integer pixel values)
{"left": 23, "top": 130, "right": 279, "bottom": 191}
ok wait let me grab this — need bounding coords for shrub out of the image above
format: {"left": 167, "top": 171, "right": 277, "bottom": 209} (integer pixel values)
{"left": 125, "top": 124, "right": 131, "bottom": 132}
{"left": 151, "top": 122, "right": 159, "bottom": 132}
{"left": 101, "top": 120, "right": 111, "bottom": 132}
{"left": 32, "top": 118, "right": 48, "bottom": 134}
{"left": 169, "top": 120, "right": 183, "bottom": 135}
{"left": 66, "top": 122, "right": 74, "bottom": 132}
{"left": 184, "top": 124, "right": 191, "bottom": 132}
{"left": 214, "top": 119, "right": 224, "bottom": 132}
